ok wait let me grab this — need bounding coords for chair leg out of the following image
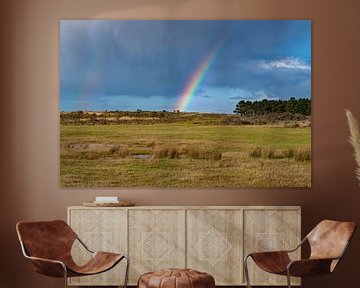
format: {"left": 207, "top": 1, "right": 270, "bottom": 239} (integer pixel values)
{"left": 244, "top": 255, "right": 252, "bottom": 288}
{"left": 286, "top": 270, "right": 291, "bottom": 288}
{"left": 62, "top": 264, "right": 68, "bottom": 288}
{"left": 123, "top": 255, "right": 130, "bottom": 288}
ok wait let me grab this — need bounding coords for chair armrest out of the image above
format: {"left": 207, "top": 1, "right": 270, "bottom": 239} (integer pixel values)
{"left": 247, "top": 250, "right": 291, "bottom": 261}
{"left": 245, "top": 237, "right": 306, "bottom": 259}
{"left": 25, "top": 255, "right": 67, "bottom": 278}
{"left": 76, "top": 236, "right": 94, "bottom": 253}
{"left": 26, "top": 255, "right": 65, "bottom": 265}
{"left": 19, "top": 240, "right": 67, "bottom": 277}
{"left": 287, "top": 258, "right": 336, "bottom": 277}
{"left": 285, "top": 237, "right": 307, "bottom": 253}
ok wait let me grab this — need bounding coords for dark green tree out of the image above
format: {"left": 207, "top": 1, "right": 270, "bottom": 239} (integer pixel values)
{"left": 234, "top": 97, "right": 311, "bottom": 116}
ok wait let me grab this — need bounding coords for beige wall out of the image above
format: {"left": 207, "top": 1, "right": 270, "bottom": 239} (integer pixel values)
{"left": 1, "top": 0, "right": 360, "bottom": 287}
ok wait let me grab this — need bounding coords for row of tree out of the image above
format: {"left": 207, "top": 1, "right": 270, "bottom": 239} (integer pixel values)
{"left": 233, "top": 97, "right": 311, "bottom": 116}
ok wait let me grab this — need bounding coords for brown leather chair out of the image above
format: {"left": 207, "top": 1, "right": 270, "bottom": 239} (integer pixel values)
{"left": 244, "top": 220, "right": 356, "bottom": 288}
{"left": 16, "top": 220, "right": 129, "bottom": 288}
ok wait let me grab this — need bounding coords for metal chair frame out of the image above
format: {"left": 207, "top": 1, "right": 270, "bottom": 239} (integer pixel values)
{"left": 19, "top": 234, "right": 129, "bottom": 288}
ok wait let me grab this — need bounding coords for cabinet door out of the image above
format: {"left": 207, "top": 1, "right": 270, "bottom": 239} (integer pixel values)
{"left": 68, "top": 208, "right": 127, "bottom": 286}
{"left": 128, "top": 209, "right": 186, "bottom": 284}
{"left": 187, "top": 209, "right": 243, "bottom": 285}
{"left": 244, "top": 209, "right": 301, "bottom": 286}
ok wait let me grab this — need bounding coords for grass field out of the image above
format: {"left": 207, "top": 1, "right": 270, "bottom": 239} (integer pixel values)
{"left": 60, "top": 121, "right": 311, "bottom": 187}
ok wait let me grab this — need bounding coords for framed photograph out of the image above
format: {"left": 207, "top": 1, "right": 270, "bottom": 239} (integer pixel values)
{"left": 60, "top": 20, "right": 311, "bottom": 188}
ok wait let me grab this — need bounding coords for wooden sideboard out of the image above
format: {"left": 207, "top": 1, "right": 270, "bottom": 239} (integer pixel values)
{"left": 67, "top": 206, "right": 301, "bottom": 286}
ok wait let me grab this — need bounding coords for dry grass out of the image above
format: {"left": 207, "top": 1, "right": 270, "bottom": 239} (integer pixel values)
{"left": 294, "top": 148, "right": 311, "bottom": 161}
{"left": 60, "top": 123, "right": 311, "bottom": 187}
{"left": 183, "top": 146, "right": 222, "bottom": 160}
{"left": 108, "top": 145, "right": 131, "bottom": 158}
{"left": 249, "top": 146, "right": 311, "bottom": 161}
{"left": 151, "top": 144, "right": 222, "bottom": 160}
{"left": 152, "top": 145, "right": 181, "bottom": 159}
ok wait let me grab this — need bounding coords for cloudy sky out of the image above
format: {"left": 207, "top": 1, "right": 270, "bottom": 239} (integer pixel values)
{"left": 60, "top": 20, "right": 311, "bottom": 113}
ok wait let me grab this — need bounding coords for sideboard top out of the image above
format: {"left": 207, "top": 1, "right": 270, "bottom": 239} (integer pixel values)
{"left": 68, "top": 205, "right": 301, "bottom": 210}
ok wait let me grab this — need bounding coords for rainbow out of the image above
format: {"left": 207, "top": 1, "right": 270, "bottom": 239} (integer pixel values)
{"left": 175, "top": 36, "right": 226, "bottom": 111}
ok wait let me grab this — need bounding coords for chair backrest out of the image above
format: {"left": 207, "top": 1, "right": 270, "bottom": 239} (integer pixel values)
{"left": 16, "top": 220, "right": 77, "bottom": 261}
{"left": 307, "top": 220, "right": 356, "bottom": 261}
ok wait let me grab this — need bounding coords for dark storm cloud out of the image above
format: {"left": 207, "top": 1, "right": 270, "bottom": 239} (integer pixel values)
{"left": 60, "top": 20, "right": 311, "bottom": 112}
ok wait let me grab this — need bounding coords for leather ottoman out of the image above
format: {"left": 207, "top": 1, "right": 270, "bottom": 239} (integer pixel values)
{"left": 138, "top": 268, "right": 215, "bottom": 288}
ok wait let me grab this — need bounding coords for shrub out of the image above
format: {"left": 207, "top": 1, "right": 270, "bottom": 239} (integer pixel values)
{"left": 250, "top": 146, "right": 310, "bottom": 161}
{"left": 168, "top": 146, "right": 180, "bottom": 159}
{"left": 249, "top": 147, "right": 262, "bottom": 158}
{"left": 262, "top": 148, "right": 276, "bottom": 159}
{"left": 152, "top": 145, "right": 180, "bottom": 159}
{"left": 211, "top": 151, "right": 222, "bottom": 160}
{"left": 185, "top": 146, "right": 222, "bottom": 160}
{"left": 146, "top": 141, "right": 156, "bottom": 148}
{"left": 108, "top": 145, "right": 130, "bottom": 158}
{"left": 77, "top": 151, "right": 108, "bottom": 160}
{"left": 294, "top": 148, "right": 311, "bottom": 161}
{"left": 283, "top": 148, "right": 294, "bottom": 158}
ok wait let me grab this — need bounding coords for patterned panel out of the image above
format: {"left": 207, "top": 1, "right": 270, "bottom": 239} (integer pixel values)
{"left": 128, "top": 209, "right": 186, "bottom": 284}
{"left": 244, "top": 209, "right": 301, "bottom": 286}
{"left": 68, "top": 209, "right": 127, "bottom": 286}
{"left": 187, "top": 209, "right": 242, "bottom": 285}
{"left": 138, "top": 227, "right": 175, "bottom": 264}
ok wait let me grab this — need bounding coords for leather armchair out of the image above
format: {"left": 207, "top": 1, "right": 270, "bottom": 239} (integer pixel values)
{"left": 16, "top": 220, "right": 129, "bottom": 288}
{"left": 244, "top": 220, "right": 356, "bottom": 288}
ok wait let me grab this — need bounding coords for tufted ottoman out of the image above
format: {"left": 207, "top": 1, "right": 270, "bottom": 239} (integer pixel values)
{"left": 138, "top": 268, "right": 215, "bottom": 288}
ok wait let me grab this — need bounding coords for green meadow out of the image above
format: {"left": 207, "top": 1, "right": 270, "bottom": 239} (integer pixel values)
{"left": 60, "top": 119, "right": 311, "bottom": 187}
